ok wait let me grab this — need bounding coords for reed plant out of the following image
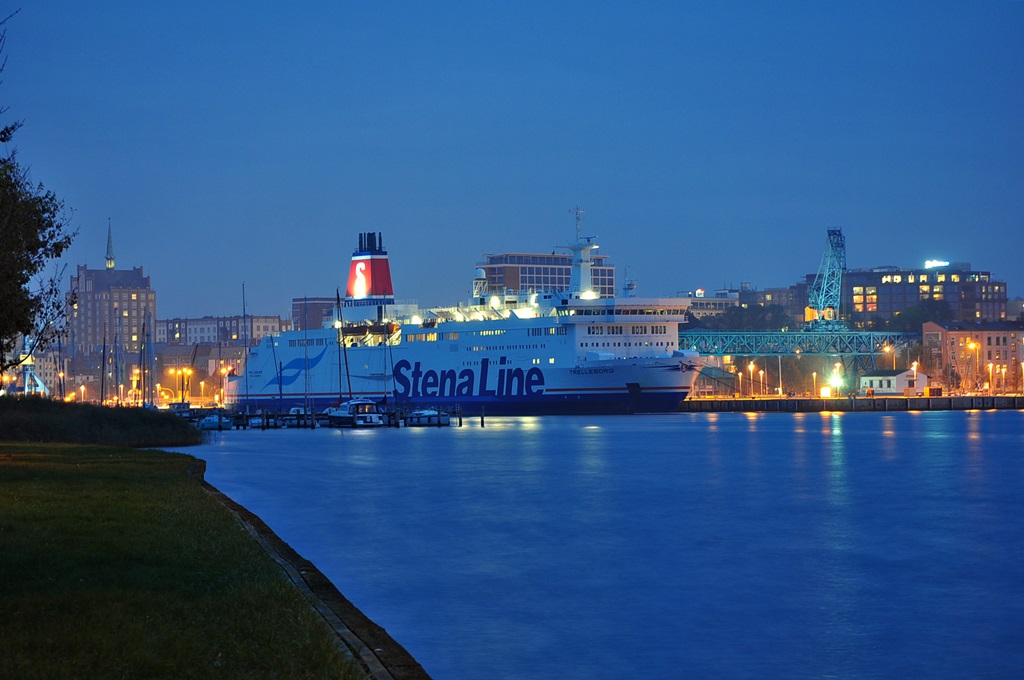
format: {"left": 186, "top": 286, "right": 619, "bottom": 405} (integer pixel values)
{"left": 0, "top": 395, "right": 203, "bottom": 447}
{"left": 0, "top": 443, "right": 366, "bottom": 679}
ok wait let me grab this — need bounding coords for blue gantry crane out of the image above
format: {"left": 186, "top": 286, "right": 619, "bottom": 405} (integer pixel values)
{"left": 805, "top": 228, "right": 847, "bottom": 331}
{"left": 679, "top": 227, "right": 917, "bottom": 382}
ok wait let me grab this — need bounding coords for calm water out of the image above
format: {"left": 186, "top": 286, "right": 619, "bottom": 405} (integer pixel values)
{"left": 173, "top": 410, "right": 1024, "bottom": 679}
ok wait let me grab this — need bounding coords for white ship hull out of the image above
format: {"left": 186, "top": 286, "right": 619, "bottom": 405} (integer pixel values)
{"left": 229, "top": 314, "right": 700, "bottom": 415}
{"left": 226, "top": 224, "right": 702, "bottom": 416}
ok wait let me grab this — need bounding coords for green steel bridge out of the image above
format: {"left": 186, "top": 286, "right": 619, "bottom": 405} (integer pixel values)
{"left": 678, "top": 329, "right": 918, "bottom": 374}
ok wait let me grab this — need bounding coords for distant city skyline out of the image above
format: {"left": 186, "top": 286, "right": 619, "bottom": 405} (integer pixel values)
{"left": 5, "top": 2, "right": 1022, "bottom": 318}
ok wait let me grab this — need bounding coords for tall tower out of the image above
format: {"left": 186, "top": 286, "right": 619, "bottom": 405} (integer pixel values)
{"left": 105, "top": 219, "right": 115, "bottom": 270}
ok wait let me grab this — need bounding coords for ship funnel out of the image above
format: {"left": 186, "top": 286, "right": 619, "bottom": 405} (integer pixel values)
{"left": 346, "top": 231, "right": 395, "bottom": 309}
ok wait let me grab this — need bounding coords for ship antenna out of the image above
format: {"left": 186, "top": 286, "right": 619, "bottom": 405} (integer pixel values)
{"left": 574, "top": 205, "right": 585, "bottom": 242}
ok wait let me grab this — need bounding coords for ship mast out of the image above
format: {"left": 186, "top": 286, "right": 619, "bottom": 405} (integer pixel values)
{"left": 560, "top": 206, "right": 599, "bottom": 299}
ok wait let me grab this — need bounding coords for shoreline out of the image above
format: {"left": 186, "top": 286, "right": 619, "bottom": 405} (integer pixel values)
{"left": 678, "top": 394, "right": 1024, "bottom": 413}
{"left": 188, "top": 459, "right": 431, "bottom": 680}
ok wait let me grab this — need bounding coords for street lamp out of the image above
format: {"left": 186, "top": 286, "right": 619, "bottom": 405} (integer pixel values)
{"left": 80, "top": 384, "right": 86, "bottom": 402}
{"left": 758, "top": 369, "right": 764, "bottom": 396}
{"left": 883, "top": 345, "right": 891, "bottom": 370}
{"left": 1000, "top": 366, "right": 1006, "bottom": 394}
{"left": 167, "top": 368, "right": 179, "bottom": 401}
{"left": 812, "top": 371, "right": 817, "bottom": 397}
{"left": 748, "top": 362, "right": 755, "bottom": 398}
{"left": 987, "top": 363, "right": 994, "bottom": 395}
{"left": 200, "top": 380, "right": 206, "bottom": 405}
{"left": 967, "top": 341, "right": 978, "bottom": 392}
{"left": 182, "top": 368, "right": 193, "bottom": 402}
{"left": 220, "top": 366, "right": 232, "bottom": 406}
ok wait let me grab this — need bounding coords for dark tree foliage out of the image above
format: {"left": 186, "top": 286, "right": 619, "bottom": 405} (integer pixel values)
{"left": 886, "top": 299, "right": 953, "bottom": 332}
{"left": 694, "top": 303, "right": 794, "bottom": 331}
{"left": 0, "top": 15, "right": 76, "bottom": 372}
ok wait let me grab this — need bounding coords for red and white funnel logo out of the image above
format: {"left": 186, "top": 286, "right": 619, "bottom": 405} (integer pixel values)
{"left": 346, "top": 255, "right": 394, "bottom": 301}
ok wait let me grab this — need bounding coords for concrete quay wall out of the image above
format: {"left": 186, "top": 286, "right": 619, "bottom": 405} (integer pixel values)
{"left": 678, "top": 395, "right": 1024, "bottom": 413}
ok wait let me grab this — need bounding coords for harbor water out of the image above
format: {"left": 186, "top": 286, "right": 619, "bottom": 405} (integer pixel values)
{"left": 174, "top": 410, "right": 1024, "bottom": 679}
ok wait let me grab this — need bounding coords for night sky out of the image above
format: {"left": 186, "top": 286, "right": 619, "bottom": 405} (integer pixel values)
{"left": 5, "top": 2, "right": 1022, "bottom": 318}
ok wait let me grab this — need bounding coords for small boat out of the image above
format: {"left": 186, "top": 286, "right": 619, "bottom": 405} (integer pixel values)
{"left": 325, "top": 399, "right": 386, "bottom": 428}
{"left": 404, "top": 409, "right": 451, "bottom": 427}
{"left": 282, "top": 407, "right": 317, "bottom": 428}
{"left": 248, "top": 413, "right": 279, "bottom": 428}
{"left": 197, "top": 414, "right": 233, "bottom": 430}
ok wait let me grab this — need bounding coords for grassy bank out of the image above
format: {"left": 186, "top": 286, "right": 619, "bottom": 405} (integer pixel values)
{"left": 0, "top": 443, "right": 365, "bottom": 679}
{"left": 0, "top": 396, "right": 204, "bottom": 447}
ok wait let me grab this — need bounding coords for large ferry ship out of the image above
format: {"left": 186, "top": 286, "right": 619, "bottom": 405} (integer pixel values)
{"left": 227, "top": 221, "right": 702, "bottom": 415}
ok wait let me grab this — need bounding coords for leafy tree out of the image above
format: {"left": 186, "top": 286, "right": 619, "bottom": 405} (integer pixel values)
{"left": 0, "top": 15, "right": 76, "bottom": 372}
{"left": 694, "top": 303, "right": 793, "bottom": 331}
{"left": 886, "top": 299, "right": 953, "bottom": 332}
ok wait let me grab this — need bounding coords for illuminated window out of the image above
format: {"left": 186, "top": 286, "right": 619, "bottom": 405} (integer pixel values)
{"left": 881, "top": 275, "right": 892, "bottom": 284}
{"left": 908, "top": 274, "right": 916, "bottom": 283}
{"left": 893, "top": 275, "right": 902, "bottom": 283}
{"left": 937, "top": 274, "right": 946, "bottom": 283}
{"left": 951, "top": 274, "right": 960, "bottom": 282}
{"left": 920, "top": 274, "right": 928, "bottom": 283}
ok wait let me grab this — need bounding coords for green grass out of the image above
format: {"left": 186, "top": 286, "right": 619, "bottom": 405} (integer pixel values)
{"left": 0, "top": 396, "right": 204, "bottom": 447}
{"left": 0, "top": 443, "right": 366, "bottom": 679}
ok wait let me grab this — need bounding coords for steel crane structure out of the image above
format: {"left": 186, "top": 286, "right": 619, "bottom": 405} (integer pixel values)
{"left": 805, "top": 228, "right": 847, "bottom": 330}
{"left": 678, "top": 228, "right": 916, "bottom": 376}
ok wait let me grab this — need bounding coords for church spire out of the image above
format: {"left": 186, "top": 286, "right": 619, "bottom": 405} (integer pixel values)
{"left": 105, "top": 218, "right": 115, "bottom": 270}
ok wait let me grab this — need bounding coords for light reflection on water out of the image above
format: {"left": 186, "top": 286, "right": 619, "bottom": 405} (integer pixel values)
{"left": 178, "top": 411, "right": 1024, "bottom": 680}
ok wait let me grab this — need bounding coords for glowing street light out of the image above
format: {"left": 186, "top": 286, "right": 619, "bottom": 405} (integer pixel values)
{"left": 829, "top": 371, "right": 843, "bottom": 397}
{"left": 80, "top": 384, "right": 86, "bottom": 402}
{"left": 987, "top": 363, "right": 994, "bottom": 395}
{"left": 748, "top": 362, "right": 756, "bottom": 398}
{"left": 812, "top": 371, "right": 817, "bottom": 397}
{"left": 1000, "top": 366, "right": 1006, "bottom": 394}
{"left": 883, "top": 345, "right": 892, "bottom": 370}
{"left": 200, "top": 380, "right": 206, "bottom": 405}
{"left": 758, "top": 369, "right": 764, "bottom": 396}
{"left": 967, "top": 340, "right": 978, "bottom": 392}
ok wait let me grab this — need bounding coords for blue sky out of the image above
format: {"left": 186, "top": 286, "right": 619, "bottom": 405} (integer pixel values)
{"left": 5, "top": 2, "right": 1022, "bottom": 318}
